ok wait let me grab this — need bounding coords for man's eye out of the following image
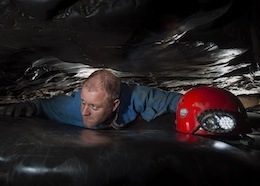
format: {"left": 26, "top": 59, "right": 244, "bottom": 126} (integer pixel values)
{"left": 91, "top": 105, "right": 99, "bottom": 110}
{"left": 81, "top": 100, "right": 86, "bottom": 105}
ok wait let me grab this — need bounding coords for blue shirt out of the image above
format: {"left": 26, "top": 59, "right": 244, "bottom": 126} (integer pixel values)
{"left": 32, "top": 83, "right": 182, "bottom": 129}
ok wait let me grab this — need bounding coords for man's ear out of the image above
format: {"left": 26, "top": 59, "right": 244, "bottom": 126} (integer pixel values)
{"left": 112, "top": 99, "right": 120, "bottom": 112}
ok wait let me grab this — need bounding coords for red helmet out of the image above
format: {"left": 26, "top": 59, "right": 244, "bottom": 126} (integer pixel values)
{"left": 176, "top": 86, "right": 252, "bottom": 136}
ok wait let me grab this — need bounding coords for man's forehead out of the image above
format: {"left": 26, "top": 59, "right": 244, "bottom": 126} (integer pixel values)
{"left": 81, "top": 86, "right": 109, "bottom": 103}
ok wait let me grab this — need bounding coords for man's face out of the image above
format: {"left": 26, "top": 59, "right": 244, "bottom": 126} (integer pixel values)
{"left": 80, "top": 86, "right": 118, "bottom": 128}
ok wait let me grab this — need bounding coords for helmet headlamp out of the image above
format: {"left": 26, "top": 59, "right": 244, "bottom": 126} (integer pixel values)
{"left": 197, "top": 110, "right": 236, "bottom": 134}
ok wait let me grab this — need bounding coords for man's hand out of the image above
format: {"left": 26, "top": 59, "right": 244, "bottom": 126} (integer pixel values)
{"left": 0, "top": 102, "right": 37, "bottom": 117}
{"left": 238, "top": 95, "right": 260, "bottom": 109}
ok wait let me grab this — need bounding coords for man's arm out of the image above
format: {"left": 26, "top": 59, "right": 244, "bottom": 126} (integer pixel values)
{"left": 0, "top": 91, "right": 84, "bottom": 127}
{"left": 133, "top": 85, "right": 183, "bottom": 121}
{"left": 117, "top": 83, "right": 183, "bottom": 125}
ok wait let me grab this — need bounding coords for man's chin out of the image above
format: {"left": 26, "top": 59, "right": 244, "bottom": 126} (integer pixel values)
{"left": 83, "top": 120, "right": 97, "bottom": 128}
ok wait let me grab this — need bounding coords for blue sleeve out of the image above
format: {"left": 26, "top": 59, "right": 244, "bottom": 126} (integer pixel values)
{"left": 32, "top": 91, "right": 84, "bottom": 127}
{"left": 117, "top": 83, "right": 183, "bottom": 125}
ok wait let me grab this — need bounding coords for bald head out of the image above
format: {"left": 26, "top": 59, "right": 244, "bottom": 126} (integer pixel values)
{"left": 83, "top": 69, "right": 121, "bottom": 103}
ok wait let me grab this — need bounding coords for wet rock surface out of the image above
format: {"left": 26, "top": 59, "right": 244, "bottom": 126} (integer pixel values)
{"left": 0, "top": 113, "right": 260, "bottom": 185}
{"left": 0, "top": 0, "right": 259, "bottom": 103}
{"left": 0, "top": 1, "right": 260, "bottom": 185}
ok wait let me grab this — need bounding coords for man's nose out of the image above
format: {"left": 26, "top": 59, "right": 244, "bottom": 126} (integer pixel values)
{"left": 82, "top": 105, "right": 91, "bottom": 116}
